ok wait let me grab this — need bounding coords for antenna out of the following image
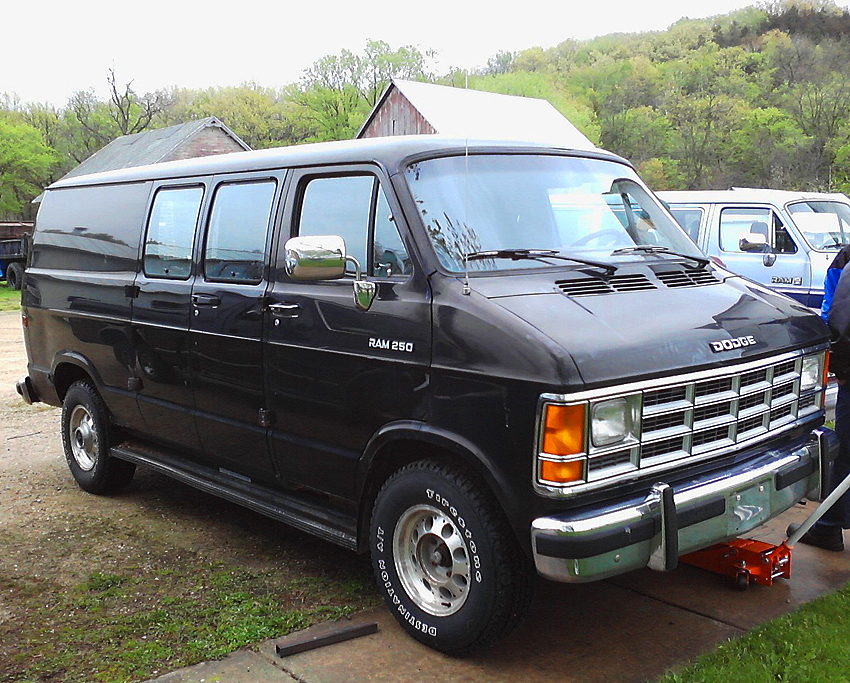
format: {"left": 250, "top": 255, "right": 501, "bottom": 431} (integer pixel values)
{"left": 462, "top": 70, "right": 471, "bottom": 296}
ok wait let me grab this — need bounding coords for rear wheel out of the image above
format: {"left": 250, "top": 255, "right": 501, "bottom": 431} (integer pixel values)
{"left": 61, "top": 381, "right": 135, "bottom": 494}
{"left": 6, "top": 262, "right": 23, "bottom": 290}
{"left": 370, "top": 460, "right": 532, "bottom": 654}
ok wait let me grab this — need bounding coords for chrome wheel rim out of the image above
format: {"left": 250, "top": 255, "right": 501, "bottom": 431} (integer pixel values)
{"left": 392, "top": 504, "right": 471, "bottom": 616}
{"left": 69, "top": 405, "right": 98, "bottom": 471}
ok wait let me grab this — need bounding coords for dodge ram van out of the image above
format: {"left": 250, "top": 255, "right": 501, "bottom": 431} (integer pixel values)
{"left": 17, "top": 137, "right": 836, "bottom": 653}
{"left": 659, "top": 188, "right": 850, "bottom": 310}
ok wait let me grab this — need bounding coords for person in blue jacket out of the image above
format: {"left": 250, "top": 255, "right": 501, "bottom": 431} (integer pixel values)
{"left": 792, "top": 245, "right": 850, "bottom": 550}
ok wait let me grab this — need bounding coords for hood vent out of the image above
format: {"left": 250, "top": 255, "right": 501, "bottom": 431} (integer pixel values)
{"left": 556, "top": 268, "right": 720, "bottom": 297}
{"left": 656, "top": 269, "right": 719, "bottom": 288}
{"left": 556, "top": 273, "right": 656, "bottom": 297}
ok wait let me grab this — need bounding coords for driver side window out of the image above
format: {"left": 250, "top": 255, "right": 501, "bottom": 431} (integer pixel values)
{"left": 719, "top": 207, "right": 798, "bottom": 254}
{"left": 297, "top": 174, "right": 411, "bottom": 278}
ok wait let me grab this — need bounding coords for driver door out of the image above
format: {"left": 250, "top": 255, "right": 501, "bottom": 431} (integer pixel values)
{"left": 263, "top": 166, "right": 431, "bottom": 502}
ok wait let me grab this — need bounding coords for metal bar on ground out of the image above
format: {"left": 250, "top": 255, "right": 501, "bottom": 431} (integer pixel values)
{"left": 275, "top": 622, "right": 379, "bottom": 657}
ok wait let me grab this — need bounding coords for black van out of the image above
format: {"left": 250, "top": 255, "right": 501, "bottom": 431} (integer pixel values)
{"left": 17, "top": 136, "right": 836, "bottom": 653}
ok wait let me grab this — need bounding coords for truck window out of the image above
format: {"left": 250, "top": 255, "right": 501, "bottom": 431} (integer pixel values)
{"left": 204, "top": 180, "right": 276, "bottom": 284}
{"left": 719, "top": 207, "right": 797, "bottom": 254}
{"left": 406, "top": 154, "right": 701, "bottom": 272}
{"left": 298, "top": 175, "right": 410, "bottom": 278}
{"left": 787, "top": 200, "right": 850, "bottom": 250}
{"left": 143, "top": 186, "right": 204, "bottom": 279}
{"left": 373, "top": 188, "right": 412, "bottom": 278}
{"left": 669, "top": 208, "right": 703, "bottom": 243}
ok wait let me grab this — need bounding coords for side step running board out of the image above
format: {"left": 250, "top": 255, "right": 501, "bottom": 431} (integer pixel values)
{"left": 111, "top": 444, "right": 358, "bottom": 550}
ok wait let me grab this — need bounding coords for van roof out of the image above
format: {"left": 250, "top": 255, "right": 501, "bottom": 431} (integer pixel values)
{"left": 48, "top": 135, "right": 627, "bottom": 190}
{"left": 658, "top": 188, "right": 850, "bottom": 205}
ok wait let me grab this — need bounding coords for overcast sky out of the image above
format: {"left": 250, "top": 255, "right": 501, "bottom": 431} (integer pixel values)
{"left": 3, "top": 0, "right": 770, "bottom": 107}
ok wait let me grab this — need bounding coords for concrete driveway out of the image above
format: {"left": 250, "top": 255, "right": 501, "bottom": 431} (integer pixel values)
{"left": 146, "top": 503, "right": 850, "bottom": 683}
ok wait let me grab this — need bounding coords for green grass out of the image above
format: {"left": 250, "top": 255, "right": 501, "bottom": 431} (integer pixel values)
{"left": 1, "top": 562, "right": 376, "bottom": 683}
{"left": 658, "top": 584, "right": 850, "bottom": 682}
{"left": 0, "top": 283, "right": 20, "bottom": 311}
{"left": 0, "top": 513, "right": 380, "bottom": 683}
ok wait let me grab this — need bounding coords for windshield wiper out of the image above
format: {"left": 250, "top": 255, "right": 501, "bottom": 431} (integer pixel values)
{"left": 465, "top": 249, "right": 617, "bottom": 275}
{"left": 610, "top": 245, "right": 709, "bottom": 269}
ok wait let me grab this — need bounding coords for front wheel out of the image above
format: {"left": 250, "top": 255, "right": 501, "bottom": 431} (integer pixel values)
{"left": 370, "top": 460, "right": 532, "bottom": 654}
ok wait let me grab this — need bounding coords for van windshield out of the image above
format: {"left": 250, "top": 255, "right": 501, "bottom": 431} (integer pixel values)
{"left": 787, "top": 200, "right": 850, "bottom": 251}
{"left": 405, "top": 154, "right": 702, "bottom": 272}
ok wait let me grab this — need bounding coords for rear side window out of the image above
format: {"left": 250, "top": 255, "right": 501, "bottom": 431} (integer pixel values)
{"left": 144, "top": 186, "right": 204, "bottom": 279}
{"left": 205, "top": 180, "right": 276, "bottom": 284}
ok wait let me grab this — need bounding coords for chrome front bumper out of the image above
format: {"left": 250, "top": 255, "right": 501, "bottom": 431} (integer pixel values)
{"left": 531, "top": 428, "right": 837, "bottom": 583}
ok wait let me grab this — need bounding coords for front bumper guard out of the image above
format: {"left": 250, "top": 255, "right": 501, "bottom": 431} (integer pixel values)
{"left": 531, "top": 428, "right": 838, "bottom": 583}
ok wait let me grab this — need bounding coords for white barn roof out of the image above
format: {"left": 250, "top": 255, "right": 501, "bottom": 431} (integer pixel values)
{"left": 358, "top": 79, "right": 595, "bottom": 150}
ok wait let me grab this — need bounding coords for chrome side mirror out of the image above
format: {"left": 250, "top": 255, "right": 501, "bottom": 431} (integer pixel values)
{"left": 284, "top": 236, "right": 346, "bottom": 280}
{"left": 284, "top": 235, "right": 376, "bottom": 312}
{"left": 739, "top": 233, "right": 769, "bottom": 253}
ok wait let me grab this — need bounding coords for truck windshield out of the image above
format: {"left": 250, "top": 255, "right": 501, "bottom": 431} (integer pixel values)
{"left": 787, "top": 200, "right": 850, "bottom": 250}
{"left": 405, "top": 154, "right": 702, "bottom": 272}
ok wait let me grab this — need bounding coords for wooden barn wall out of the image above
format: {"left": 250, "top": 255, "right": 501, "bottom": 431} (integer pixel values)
{"left": 163, "top": 128, "right": 247, "bottom": 162}
{"left": 359, "top": 90, "right": 435, "bottom": 138}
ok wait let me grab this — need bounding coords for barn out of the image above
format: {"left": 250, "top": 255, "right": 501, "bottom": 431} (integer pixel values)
{"left": 60, "top": 116, "right": 250, "bottom": 181}
{"left": 357, "top": 79, "right": 595, "bottom": 149}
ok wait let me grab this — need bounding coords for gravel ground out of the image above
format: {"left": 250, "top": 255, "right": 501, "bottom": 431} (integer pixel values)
{"left": 0, "top": 310, "right": 378, "bottom": 682}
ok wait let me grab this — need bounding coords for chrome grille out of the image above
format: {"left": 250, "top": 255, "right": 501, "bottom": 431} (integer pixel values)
{"left": 694, "top": 401, "right": 733, "bottom": 422}
{"left": 644, "top": 386, "right": 687, "bottom": 407}
{"left": 695, "top": 377, "right": 733, "bottom": 397}
{"left": 588, "top": 449, "right": 632, "bottom": 473}
{"left": 578, "top": 351, "right": 825, "bottom": 482}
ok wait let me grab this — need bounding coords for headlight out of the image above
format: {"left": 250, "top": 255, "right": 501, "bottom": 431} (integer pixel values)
{"left": 590, "top": 395, "right": 640, "bottom": 447}
{"left": 801, "top": 354, "right": 824, "bottom": 392}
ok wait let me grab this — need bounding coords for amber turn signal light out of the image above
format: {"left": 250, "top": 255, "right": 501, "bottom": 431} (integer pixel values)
{"left": 542, "top": 404, "right": 585, "bottom": 456}
{"left": 539, "top": 459, "right": 584, "bottom": 484}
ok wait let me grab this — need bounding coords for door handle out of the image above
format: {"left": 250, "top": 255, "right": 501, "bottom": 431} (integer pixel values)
{"left": 192, "top": 293, "right": 221, "bottom": 307}
{"left": 268, "top": 302, "right": 301, "bottom": 318}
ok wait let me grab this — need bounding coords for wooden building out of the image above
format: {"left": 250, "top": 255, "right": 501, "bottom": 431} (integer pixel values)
{"left": 357, "top": 79, "right": 594, "bottom": 149}
{"left": 61, "top": 116, "right": 250, "bottom": 181}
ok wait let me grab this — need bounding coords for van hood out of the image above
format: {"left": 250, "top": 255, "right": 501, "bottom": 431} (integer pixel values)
{"left": 471, "top": 265, "right": 828, "bottom": 388}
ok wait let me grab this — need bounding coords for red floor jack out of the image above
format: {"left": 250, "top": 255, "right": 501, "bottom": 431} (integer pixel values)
{"left": 681, "top": 470, "right": 850, "bottom": 589}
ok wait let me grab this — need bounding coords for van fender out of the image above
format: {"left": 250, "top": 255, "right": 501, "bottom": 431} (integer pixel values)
{"left": 50, "top": 351, "right": 105, "bottom": 398}
{"left": 357, "top": 420, "right": 526, "bottom": 548}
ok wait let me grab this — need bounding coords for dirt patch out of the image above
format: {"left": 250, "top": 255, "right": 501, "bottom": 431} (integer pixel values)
{"left": 0, "top": 311, "right": 379, "bottom": 682}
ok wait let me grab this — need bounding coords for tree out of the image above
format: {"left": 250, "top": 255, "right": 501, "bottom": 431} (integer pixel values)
{"left": 0, "top": 114, "right": 58, "bottom": 219}
{"left": 106, "top": 68, "right": 171, "bottom": 136}
{"left": 165, "top": 83, "right": 298, "bottom": 149}
{"left": 358, "top": 40, "right": 434, "bottom": 106}
{"left": 481, "top": 50, "right": 515, "bottom": 76}
{"left": 68, "top": 69, "right": 172, "bottom": 152}
{"left": 291, "top": 40, "right": 435, "bottom": 142}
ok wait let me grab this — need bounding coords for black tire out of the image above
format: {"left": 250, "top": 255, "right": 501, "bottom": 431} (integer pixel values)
{"left": 6, "top": 262, "right": 23, "bottom": 291}
{"left": 370, "top": 460, "right": 532, "bottom": 654}
{"left": 61, "top": 380, "right": 136, "bottom": 494}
